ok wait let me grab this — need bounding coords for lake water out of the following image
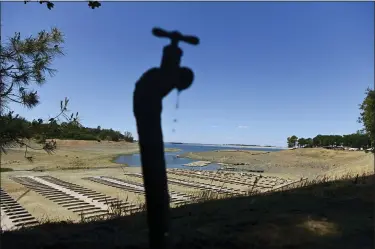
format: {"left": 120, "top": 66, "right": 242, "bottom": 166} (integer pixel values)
{"left": 115, "top": 143, "right": 283, "bottom": 171}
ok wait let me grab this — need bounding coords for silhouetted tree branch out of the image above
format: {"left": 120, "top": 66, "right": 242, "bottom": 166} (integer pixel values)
{"left": 0, "top": 28, "right": 80, "bottom": 161}
{"left": 23, "top": 1, "right": 101, "bottom": 10}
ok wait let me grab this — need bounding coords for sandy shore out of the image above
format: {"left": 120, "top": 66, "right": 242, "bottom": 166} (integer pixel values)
{"left": 1, "top": 139, "right": 179, "bottom": 171}
{"left": 1, "top": 140, "right": 373, "bottom": 223}
{"left": 2, "top": 140, "right": 372, "bottom": 178}
{"left": 180, "top": 148, "right": 374, "bottom": 178}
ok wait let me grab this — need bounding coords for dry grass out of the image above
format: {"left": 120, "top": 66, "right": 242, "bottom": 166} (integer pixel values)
{"left": 181, "top": 148, "right": 374, "bottom": 178}
{"left": 1, "top": 140, "right": 180, "bottom": 171}
{"left": 1, "top": 142, "right": 373, "bottom": 248}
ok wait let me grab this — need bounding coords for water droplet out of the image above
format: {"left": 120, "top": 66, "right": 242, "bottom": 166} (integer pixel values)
{"left": 176, "top": 91, "right": 180, "bottom": 109}
{"left": 172, "top": 91, "right": 180, "bottom": 133}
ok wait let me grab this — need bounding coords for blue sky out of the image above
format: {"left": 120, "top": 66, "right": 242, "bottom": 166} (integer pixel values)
{"left": 2, "top": 2, "right": 374, "bottom": 146}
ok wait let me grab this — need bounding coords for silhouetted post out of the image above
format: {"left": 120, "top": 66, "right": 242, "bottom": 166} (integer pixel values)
{"left": 133, "top": 28, "right": 199, "bottom": 249}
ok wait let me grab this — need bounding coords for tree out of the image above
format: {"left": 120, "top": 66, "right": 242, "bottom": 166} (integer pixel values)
{"left": 333, "top": 135, "right": 343, "bottom": 146}
{"left": 124, "top": 131, "right": 134, "bottom": 142}
{"left": 296, "top": 137, "right": 314, "bottom": 148}
{"left": 0, "top": 28, "right": 78, "bottom": 157}
{"left": 297, "top": 138, "right": 306, "bottom": 147}
{"left": 313, "top": 135, "right": 322, "bottom": 147}
{"left": 1, "top": 28, "right": 63, "bottom": 108}
{"left": 358, "top": 88, "right": 375, "bottom": 152}
{"left": 287, "top": 135, "right": 298, "bottom": 148}
{"left": 306, "top": 138, "right": 313, "bottom": 147}
{"left": 287, "top": 133, "right": 371, "bottom": 150}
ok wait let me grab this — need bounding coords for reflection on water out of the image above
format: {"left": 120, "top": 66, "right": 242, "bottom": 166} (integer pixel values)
{"left": 115, "top": 143, "right": 282, "bottom": 171}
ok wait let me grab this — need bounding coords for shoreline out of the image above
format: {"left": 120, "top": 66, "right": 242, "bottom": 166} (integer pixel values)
{"left": 1, "top": 144, "right": 182, "bottom": 172}
{"left": 2, "top": 140, "right": 372, "bottom": 179}
{"left": 169, "top": 143, "right": 285, "bottom": 150}
{"left": 1, "top": 140, "right": 372, "bottom": 228}
{"left": 178, "top": 148, "right": 374, "bottom": 178}
{"left": 111, "top": 147, "right": 181, "bottom": 163}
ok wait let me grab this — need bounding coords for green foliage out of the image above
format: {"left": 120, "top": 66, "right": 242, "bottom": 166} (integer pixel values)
{"left": 358, "top": 88, "right": 375, "bottom": 152}
{"left": 0, "top": 29, "right": 78, "bottom": 156}
{"left": 0, "top": 112, "right": 32, "bottom": 151}
{"left": 287, "top": 135, "right": 298, "bottom": 148}
{"left": 1, "top": 28, "right": 64, "bottom": 111}
{"left": 2, "top": 115, "right": 134, "bottom": 143}
{"left": 297, "top": 137, "right": 313, "bottom": 148}
{"left": 124, "top": 131, "right": 134, "bottom": 143}
{"left": 291, "top": 133, "right": 371, "bottom": 149}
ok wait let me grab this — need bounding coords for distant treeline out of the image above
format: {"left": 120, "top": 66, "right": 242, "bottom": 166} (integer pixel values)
{"left": 287, "top": 133, "right": 372, "bottom": 149}
{"left": 0, "top": 114, "right": 134, "bottom": 143}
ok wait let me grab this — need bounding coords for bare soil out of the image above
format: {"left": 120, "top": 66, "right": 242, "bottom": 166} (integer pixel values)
{"left": 1, "top": 139, "right": 178, "bottom": 171}
{"left": 181, "top": 148, "right": 374, "bottom": 178}
{"left": 2, "top": 173, "right": 373, "bottom": 249}
{"left": 1, "top": 141, "right": 373, "bottom": 224}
